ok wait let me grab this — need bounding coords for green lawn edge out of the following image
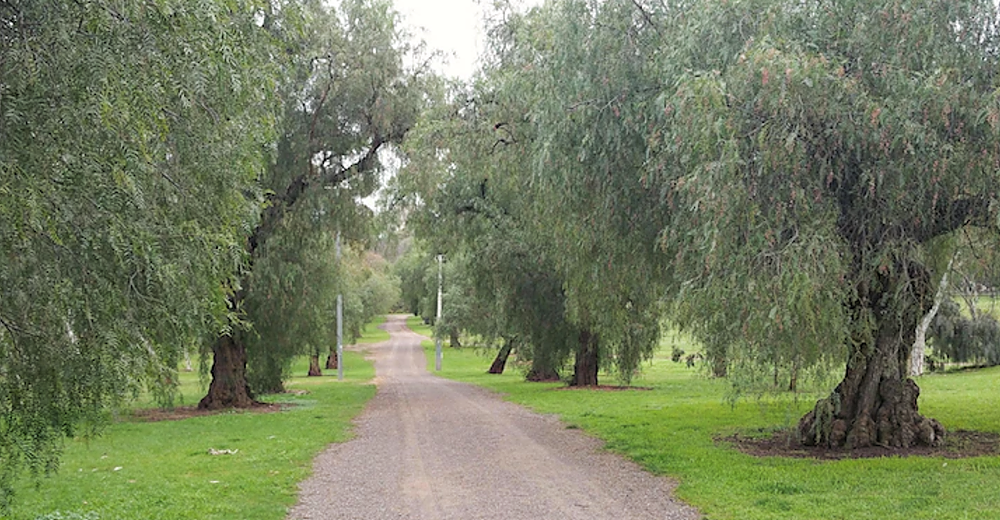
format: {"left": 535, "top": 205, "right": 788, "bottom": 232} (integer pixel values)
{"left": 7, "top": 319, "right": 387, "bottom": 520}
{"left": 422, "top": 341, "right": 1000, "bottom": 520}
{"left": 354, "top": 315, "right": 390, "bottom": 344}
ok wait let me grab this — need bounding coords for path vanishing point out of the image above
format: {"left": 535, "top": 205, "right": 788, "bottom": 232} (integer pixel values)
{"left": 287, "top": 314, "right": 700, "bottom": 520}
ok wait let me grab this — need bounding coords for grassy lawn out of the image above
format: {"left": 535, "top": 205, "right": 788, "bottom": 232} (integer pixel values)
{"left": 423, "top": 336, "right": 1000, "bottom": 520}
{"left": 958, "top": 295, "right": 1000, "bottom": 320}
{"left": 6, "top": 321, "right": 387, "bottom": 520}
{"left": 405, "top": 315, "right": 433, "bottom": 337}
{"left": 354, "top": 315, "right": 390, "bottom": 344}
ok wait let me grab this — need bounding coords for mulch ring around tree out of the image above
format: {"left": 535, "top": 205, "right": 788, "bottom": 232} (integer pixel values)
{"left": 722, "top": 428, "right": 1000, "bottom": 459}
{"left": 130, "top": 401, "right": 295, "bottom": 422}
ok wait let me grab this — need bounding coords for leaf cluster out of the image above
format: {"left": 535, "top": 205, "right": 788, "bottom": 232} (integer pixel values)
{"left": 0, "top": 0, "right": 285, "bottom": 505}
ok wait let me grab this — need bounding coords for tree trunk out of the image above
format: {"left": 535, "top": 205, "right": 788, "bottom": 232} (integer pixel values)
{"left": 196, "top": 133, "right": 389, "bottom": 409}
{"left": 799, "top": 260, "right": 945, "bottom": 448}
{"left": 911, "top": 255, "right": 953, "bottom": 376}
{"left": 708, "top": 344, "right": 727, "bottom": 378}
{"left": 198, "top": 333, "right": 257, "bottom": 410}
{"left": 526, "top": 365, "right": 560, "bottom": 381}
{"left": 308, "top": 354, "right": 322, "bottom": 377}
{"left": 449, "top": 330, "right": 462, "bottom": 349}
{"left": 571, "top": 328, "right": 599, "bottom": 387}
{"left": 488, "top": 338, "right": 515, "bottom": 374}
{"left": 325, "top": 351, "right": 339, "bottom": 370}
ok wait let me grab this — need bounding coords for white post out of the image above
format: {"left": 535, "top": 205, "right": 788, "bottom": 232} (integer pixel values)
{"left": 435, "top": 254, "right": 443, "bottom": 372}
{"left": 337, "top": 230, "right": 344, "bottom": 381}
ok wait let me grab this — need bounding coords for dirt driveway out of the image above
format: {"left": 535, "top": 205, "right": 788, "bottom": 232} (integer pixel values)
{"left": 287, "top": 314, "right": 699, "bottom": 519}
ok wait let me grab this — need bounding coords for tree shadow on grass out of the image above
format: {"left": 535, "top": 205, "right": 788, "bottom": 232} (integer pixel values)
{"left": 129, "top": 401, "right": 296, "bottom": 422}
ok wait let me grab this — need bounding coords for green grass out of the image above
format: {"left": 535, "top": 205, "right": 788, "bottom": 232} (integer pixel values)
{"left": 423, "top": 339, "right": 1000, "bottom": 520}
{"left": 958, "top": 295, "right": 1000, "bottom": 320}
{"left": 405, "top": 315, "right": 433, "bottom": 337}
{"left": 5, "top": 320, "right": 387, "bottom": 520}
{"left": 354, "top": 315, "right": 390, "bottom": 344}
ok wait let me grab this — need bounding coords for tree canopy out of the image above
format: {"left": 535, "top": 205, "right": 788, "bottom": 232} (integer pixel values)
{"left": 400, "top": 0, "right": 1000, "bottom": 448}
{"left": 198, "top": 0, "right": 430, "bottom": 410}
{"left": 0, "top": 0, "right": 282, "bottom": 504}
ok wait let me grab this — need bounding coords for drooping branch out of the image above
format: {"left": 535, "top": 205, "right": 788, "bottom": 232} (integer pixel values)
{"left": 628, "top": 0, "right": 663, "bottom": 36}
{"left": 912, "top": 196, "right": 994, "bottom": 244}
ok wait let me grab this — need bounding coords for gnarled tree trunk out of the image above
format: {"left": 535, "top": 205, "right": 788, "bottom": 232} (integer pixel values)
{"left": 449, "top": 330, "right": 462, "bottom": 349}
{"left": 325, "top": 352, "right": 339, "bottom": 369}
{"left": 799, "top": 260, "right": 945, "bottom": 448}
{"left": 571, "top": 328, "right": 599, "bottom": 387}
{"left": 198, "top": 333, "right": 257, "bottom": 410}
{"left": 488, "top": 338, "right": 515, "bottom": 374}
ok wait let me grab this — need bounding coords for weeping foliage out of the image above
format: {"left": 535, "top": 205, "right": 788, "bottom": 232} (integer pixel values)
{"left": 420, "top": 0, "right": 1000, "bottom": 431}
{"left": 245, "top": 204, "right": 344, "bottom": 393}
{"left": 396, "top": 0, "right": 674, "bottom": 385}
{"left": 0, "top": 0, "right": 281, "bottom": 505}
{"left": 396, "top": 75, "right": 579, "bottom": 380}
{"left": 649, "top": 0, "right": 1000, "bottom": 389}
{"left": 928, "top": 300, "right": 1000, "bottom": 367}
{"left": 234, "top": 0, "right": 423, "bottom": 392}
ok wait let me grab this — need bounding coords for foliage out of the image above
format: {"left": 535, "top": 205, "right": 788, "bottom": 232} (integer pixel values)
{"left": 0, "top": 0, "right": 282, "bottom": 504}
{"left": 397, "top": 3, "right": 669, "bottom": 383}
{"left": 202, "top": 0, "right": 429, "bottom": 408}
{"left": 426, "top": 339, "right": 1000, "bottom": 520}
{"left": 393, "top": 246, "right": 434, "bottom": 317}
{"left": 6, "top": 352, "right": 375, "bottom": 520}
{"left": 439, "top": 0, "right": 1000, "bottom": 445}
{"left": 929, "top": 300, "right": 1000, "bottom": 367}
{"left": 245, "top": 219, "right": 343, "bottom": 393}
{"left": 342, "top": 248, "right": 401, "bottom": 343}
{"left": 247, "top": 226, "right": 400, "bottom": 388}
{"left": 646, "top": 0, "right": 1000, "bottom": 380}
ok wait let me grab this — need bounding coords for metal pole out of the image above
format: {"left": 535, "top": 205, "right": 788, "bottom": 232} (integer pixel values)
{"left": 435, "top": 253, "right": 443, "bottom": 371}
{"left": 337, "top": 230, "right": 343, "bottom": 381}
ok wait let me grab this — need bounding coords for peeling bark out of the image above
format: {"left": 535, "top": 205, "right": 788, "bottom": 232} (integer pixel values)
{"left": 911, "top": 256, "right": 953, "bottom": 377}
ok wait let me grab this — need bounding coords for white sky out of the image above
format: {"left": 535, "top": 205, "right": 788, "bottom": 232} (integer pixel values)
{"left": 393, "top": 0, "right": 486, "bottom": 79}
{"left": 393, "top": 0, "right": 541, "bottom": 80}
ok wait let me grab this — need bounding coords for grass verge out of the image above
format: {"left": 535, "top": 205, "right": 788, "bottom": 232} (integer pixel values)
{"left": 405, "top": 315, "right": 433, "bottom": 338}
{"left": 354, "top": 315, "right": 390, "bottom": 344}
{"left": 7, "top": 323, "right": 384, "bottom": 520}
{"left": 423, "top": 339, "right": 1000, "bottom": 520}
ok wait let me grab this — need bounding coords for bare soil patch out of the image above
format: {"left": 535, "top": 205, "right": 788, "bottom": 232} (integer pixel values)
{"left": 724, "top": 428, "right": 1000, "bottom": 459}
{"left": 130, "top": 402, "right": 289, "bottom": 422}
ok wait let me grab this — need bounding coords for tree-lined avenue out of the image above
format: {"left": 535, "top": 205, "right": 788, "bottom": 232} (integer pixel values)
{"left": 288, "top": 315, "right": 699, "bottom": 520}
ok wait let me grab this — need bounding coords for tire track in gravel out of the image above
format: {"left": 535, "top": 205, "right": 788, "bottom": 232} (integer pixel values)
{"left": 287, "top": 314, "right": 700, "bottom": 520}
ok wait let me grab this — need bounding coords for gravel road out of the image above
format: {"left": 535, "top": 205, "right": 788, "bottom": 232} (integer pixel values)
{"left": 287, "top": 314, "right": 700, "bottom": 520}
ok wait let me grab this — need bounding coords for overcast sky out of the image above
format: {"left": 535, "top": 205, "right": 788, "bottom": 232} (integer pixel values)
{"left": 392, "top": 0, "right": 485, "bottom": 79}
{"left": 392, "top": 1, "right": 540, "bottom": 80}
